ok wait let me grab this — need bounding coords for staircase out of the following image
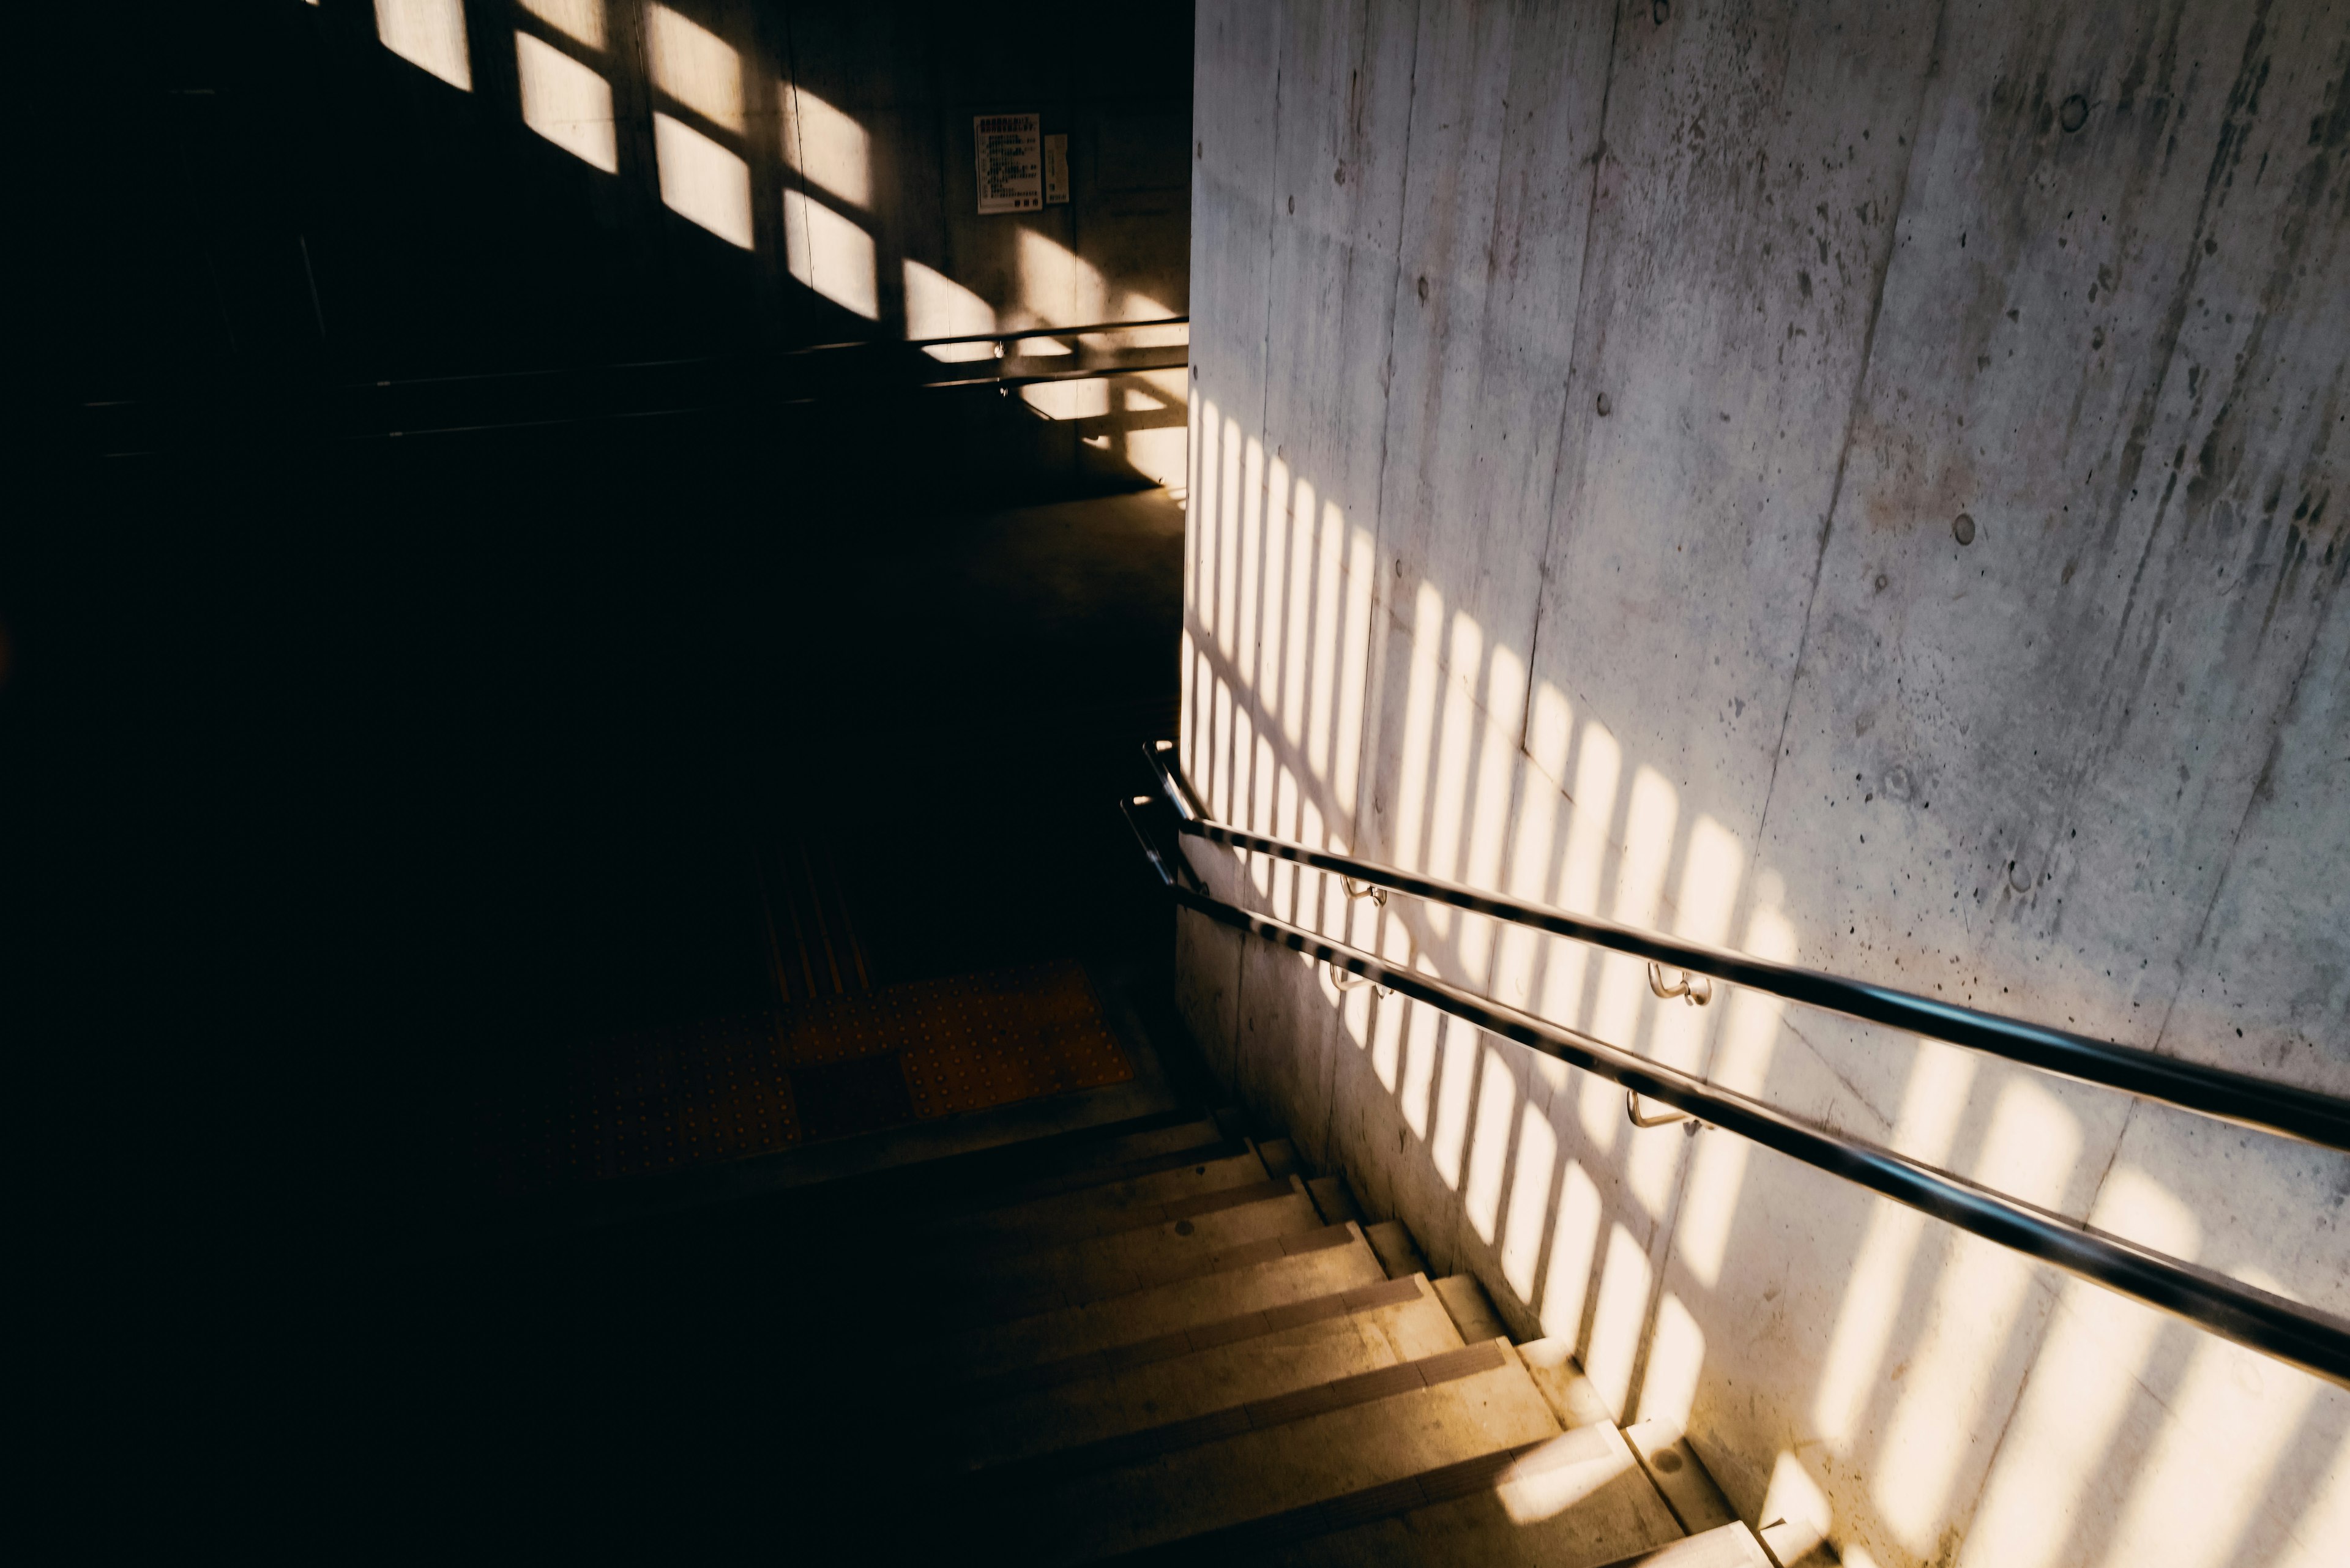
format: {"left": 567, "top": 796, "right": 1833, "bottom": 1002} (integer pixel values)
{"left": 901, "top": 1106, "right": 1772, "bottom": 1566}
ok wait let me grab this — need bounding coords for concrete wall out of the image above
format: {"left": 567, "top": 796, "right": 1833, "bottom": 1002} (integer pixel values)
{"left": 1179, "top": 4, "right": 2348, "bottom": 1564}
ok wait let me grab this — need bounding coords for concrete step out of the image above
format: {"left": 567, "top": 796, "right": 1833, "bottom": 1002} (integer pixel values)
{"left": 1306, "top": 1174, "right": 1362, "bottom": 1225}
{"left": 1622, "top": 1418, "right": 1739, "bottom": 1537}
{"left": 1614, "top": 1524, "right": 1775, "bottom": 1568}
{"left": 944, "top": 1222, "right": 1387, "bottom": 1381}
{"left": 1116, "top": 1422, "right": 1696, "bottom": 1567}
{"left": 1431, "top": 1275, "right": 1510, "bottom": 1345}
{"left": 1022, "top": 1116, "right": 1231, "bottom": 1176}
{"left": 933, "top": 1145, "right": 1274, "bottom": 1250}
{"left": 955, "top": 1272, "right": 1466, "bottom": 1468}
{"left": 945, "top": 1178, "right": 1324, "bottom": 1302}
{"left": 1365, "top": 1220, "right": 1430, "bottom": 1280}
{"left": 1518, "top": 1338, "right": 1614, "bottom": 1431}
{"left": 1012, "top": 1338, "right": 1562, "bottom": 1564}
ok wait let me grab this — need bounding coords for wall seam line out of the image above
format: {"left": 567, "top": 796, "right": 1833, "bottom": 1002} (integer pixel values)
{"left": 1514, "top": 0, "right": 1625, "bottom": 760}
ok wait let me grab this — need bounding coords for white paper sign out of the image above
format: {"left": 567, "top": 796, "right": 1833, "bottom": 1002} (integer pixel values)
{"left": 1043, "top": 132, "right": 1069, "bottom": 204}
{"left": 975, "top": 113, "right": 1042, "bottom": 214}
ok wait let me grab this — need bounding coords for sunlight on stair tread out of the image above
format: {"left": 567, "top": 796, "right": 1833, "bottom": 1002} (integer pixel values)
{"left": 1494, "top": 1424, "right": 1635, "bottom": 1525}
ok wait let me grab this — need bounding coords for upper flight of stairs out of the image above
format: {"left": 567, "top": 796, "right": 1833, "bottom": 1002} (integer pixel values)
{"left": 901, "top": 1107, "right": 1774, "bottom": 1567}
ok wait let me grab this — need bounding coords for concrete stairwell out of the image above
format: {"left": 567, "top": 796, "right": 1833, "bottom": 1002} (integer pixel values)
{"left": 911, "top": 1108, "right": 1774, "bottom": 1566}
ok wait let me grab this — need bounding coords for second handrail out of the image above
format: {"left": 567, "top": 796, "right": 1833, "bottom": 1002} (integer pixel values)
{"left": 1143, "top": 744, "right": 2350, "bottom": 1154}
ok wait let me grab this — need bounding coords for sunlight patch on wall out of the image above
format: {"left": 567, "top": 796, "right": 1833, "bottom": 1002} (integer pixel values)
{"left": 1422, "top": 612, "right": 1486, "bottom": 907}
{"left": 1302, "top": 499, "right": 1345, "bottom": 785}
{"left": 1538, "top": 719, "right": 1622, "bottom": 1032}
{"left": 1872, "top": 1077, "right": 2082, "bottom": 1551}
{"left": 1955, "top": 1170, "right": 2200, "bottom": 1568}
{"left": 1761, "top": 1451, "right": 1836, "bottom": 1566}
{"left": 1017, "top": 228, "right": 1110, "bottom": 327}
{"left": 1255, "top": 461, "right": 1295, "bottom": 734}
{"left": 1584, "top": 1220, "right": 1655, "bottom": 1419}
{"left": 653, "top": 113, "right": 753, "bottom": 248}
{"left": 1390, "top": 584, "right": 1449, "bottom": 875}
{"left": 1538, "top": 1158, "right": 1605, "bottom": 1345}
{"left": 1595, "top": 764, "right": 1678, "bottom": 1044}
{"left": 1463, "top": 1045, "right": 1518, "bottom": 1242}
{"left": 783, "top": 87, "right": 871, "bottom": 207}
{"left": 1810, "top": 1041, "right": 1979, "bottom": 1444}
{"left": 783, "top": 189, "right": 877, "bottom": 316}
{"left": 1419, "top": 1020, "right": 1475, "bottom": 1189}
{"left": 519, "top": 0, "right": 603, "bottom": 48}
{"left": 1398, "top": 1002, "right": 1443, "bottom": 1140}
{"left": 1626, "top": 812, "right": 1746, "bottom": 1213}
{"left": 1499, "top": 1097, "right": 1559, "bottom": 1299}
{"left": 1275, "top": 477, "right": 1316, "bottom": 751}
{"left": 375, "top": 0, "right": 471, "bottom": 91}
{"left": 1673, "top": 887, "right": 1796, "bottom": 1289}
{"left": 1236, "top": 433, "right": 1268, "bottom": 833}
{"left": 1331, "top": 522, "right": 1375, "bottom": 812}
{"left": 1494, "top": 687, "right": 1573, "bottom": 1010}
{"left": 1636, "top": 1290, "right": 1706, "bottom": 1428}
{"left": 516, "top": 34, "right": 616, "bottom": 172}
{"left": 2093, "top": 1272, "right": 2318, "bottom": 1568}
{"left": 1119, "top": 292, "right": 1187, "bottom": 343}
{"left": 905, "top": 261, "right": 996, "bottom": 360}
{"left": 646, "top": 6, "right": 743, "bottom": 132}
{"left": 1370, "top": 984, "right": 1406, "bottom": 1091}
{"left": 1021, "top": 378, "right": 1110, "bottom": 420}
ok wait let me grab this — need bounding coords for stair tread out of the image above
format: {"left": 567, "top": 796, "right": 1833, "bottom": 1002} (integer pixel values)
{"left": 957, "top": 1275, "right": 1462, "bottom": 1468}
{"left": 1024, "top": 1345, "right": 1562, "bottom": 1564}
{"left": 965, "top": 1222, "right": 1367, "bottom": 1323}
{"left": 982, "top": 1339, "right": 1520, "bottom": 1487}
{"left": 1241, "top": 1422, "right": 1693, "bottom": 1567}
{"left": 1364, "top": 1220, "right": 1429, "bottom": 1281}
{"left": 936, "top": 1148, "right": 1272, "bottom": 1246}
{"left": 947, "top": 1226, "right": 1387, "bottom": 1379}
{"left": 946, "top": 1181, "right": 1321, "bottom": 1300}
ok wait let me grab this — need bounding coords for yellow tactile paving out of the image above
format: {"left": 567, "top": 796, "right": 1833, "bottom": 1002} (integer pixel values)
{"left": 479, "top": 961, "right": 1132, "bottom": 1193}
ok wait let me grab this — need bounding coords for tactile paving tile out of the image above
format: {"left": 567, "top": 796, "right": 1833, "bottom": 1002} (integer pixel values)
{"left": 476, "top": 961, "right": 1132, "bottom": 1194}
{"left": 897, "top": 961, "right": 1133, "bottom": 1119}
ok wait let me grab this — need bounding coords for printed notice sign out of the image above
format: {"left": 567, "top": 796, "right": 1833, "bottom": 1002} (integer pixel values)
{"left": 1043, "top": 133, "right": 1069, "bottom": 204}
{"left": 975, "top": 113, "right": 1043, "bottom": 214}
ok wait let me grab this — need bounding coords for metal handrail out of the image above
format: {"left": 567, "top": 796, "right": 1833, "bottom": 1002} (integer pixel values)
{"left": 1142, "top": 745, "right": 2350, "bottom": 1154}
{"left": 1118, "top": 794, "right": 2350, "bottom": 1387}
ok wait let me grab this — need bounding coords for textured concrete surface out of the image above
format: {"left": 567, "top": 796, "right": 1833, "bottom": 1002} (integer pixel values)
{"left": 1179, "top": 4, "right": 2349, "bottom": 1566}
